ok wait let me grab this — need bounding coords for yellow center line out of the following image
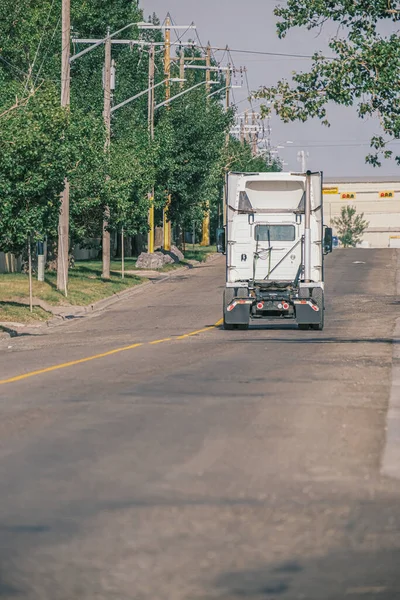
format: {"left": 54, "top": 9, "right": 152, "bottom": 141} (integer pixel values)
{"left": 0, "top": 319, "right": 223, "bottom": 386}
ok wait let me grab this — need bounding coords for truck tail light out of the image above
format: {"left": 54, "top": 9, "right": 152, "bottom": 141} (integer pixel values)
{"left": 282, "top": 302, "right": 289, "bottom": 310}
{"left": 257, "top": 302, "right": 264, "bottom": 310}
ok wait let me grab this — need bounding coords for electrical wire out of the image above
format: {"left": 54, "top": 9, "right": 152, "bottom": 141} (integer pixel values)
{"left": 192, "top": 43, "right": 332, "bottom": 60}
{"left": 168, "top": 13, "right": 195, "bottom": 49}
{"left": 26, "top": 0, "right": 57, "bottom": 91}
{"left": 0, "top": 55, "right": 35, "bottom": 81}
{"left": 218, "top": 46, "right": 228, "bottom": 66}
{"left": 34, "top": 16, "right": 61, "bottom": 86}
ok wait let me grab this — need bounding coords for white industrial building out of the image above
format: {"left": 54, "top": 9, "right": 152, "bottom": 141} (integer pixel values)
{"left": 323, "top": 176, "right": 400, "bottom": 248}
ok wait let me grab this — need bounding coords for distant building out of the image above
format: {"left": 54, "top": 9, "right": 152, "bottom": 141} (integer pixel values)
{"left": 323, "top": 176, "right": 400, "bottom": 248}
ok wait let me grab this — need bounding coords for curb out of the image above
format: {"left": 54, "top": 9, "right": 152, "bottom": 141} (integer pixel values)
{"left": 0, "top": 255, "right": 220, "bottom": 337}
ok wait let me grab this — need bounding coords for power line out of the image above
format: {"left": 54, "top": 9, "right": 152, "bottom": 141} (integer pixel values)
{"left": 26, "top": 0, "right": 57, "bottom": 91}
{"left": 34, "top": 16, "right": 61, "bottom": 86}
{"left": 0, "top": 55, "right": 31, "bottom": 80}
{"left": 209, "top": 45, "right": 333, "bottom": 60}
{"left": 168, "top": 13, "right": 195, "bottom": 49}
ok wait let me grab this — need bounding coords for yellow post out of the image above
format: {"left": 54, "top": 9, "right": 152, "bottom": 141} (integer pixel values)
{"left": 163, "top": 195, "right": 172, "bottom": 251}
{"left": 201, "top": 209, "right": 210, "bottom": 246}
{"left": 148, "top": 196, "right": 155, "bottom": 254}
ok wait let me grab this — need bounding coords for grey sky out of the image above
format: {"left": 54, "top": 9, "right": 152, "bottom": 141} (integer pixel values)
{"left": 139, "top": 0, "right": 398, "bottom": 177}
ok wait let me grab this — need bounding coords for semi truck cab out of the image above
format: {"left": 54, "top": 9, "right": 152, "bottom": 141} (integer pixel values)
{"left": 218, "top": 170, "right": 333, "bottom": 330}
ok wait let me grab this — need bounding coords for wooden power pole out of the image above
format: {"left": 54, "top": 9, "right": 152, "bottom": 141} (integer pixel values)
{"left": 148, "top": 44, "right": 155, "bottom": 254}
{"left": 163, "top": 16, "right": 172, "bottom": 252}
{"left": 205, "top": 42, "right": 211, "bottom": 94}
{"left": 252, "top": 111, "right": 258, "bottom": 156}
{"left": 57, "top": 0, "right": 70, "bottom": 294}
{"left": 102, "top": 28, "right": 111, "bottom": 279}
{"left": 180, "top": 49, "right": 185, "bottom": 88}
{"left": 200, "top": 42, "right": 212, "bottom": 247}
{"left": 225, "top": 64, "right": 231, "bottom": 113}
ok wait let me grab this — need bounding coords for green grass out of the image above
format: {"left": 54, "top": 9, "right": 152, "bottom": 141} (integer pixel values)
{"left": 0, "top": 263, "right": 145, "bottom": 323}
{"left": 81, "top": 258, "right": 138, "bottom": 272}
{"left": 0, "top": 303, "right": 51, "bottom": 325}
{"left": 183, "top": 245, "right": 217, "bottom": 262}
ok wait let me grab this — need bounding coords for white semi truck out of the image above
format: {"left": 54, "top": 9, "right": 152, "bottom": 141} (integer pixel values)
{"left": 217, "top": 171, "right": 333, "bottom": 330}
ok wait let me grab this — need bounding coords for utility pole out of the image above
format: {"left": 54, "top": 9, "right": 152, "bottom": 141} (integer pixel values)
{"left": 148, "top": 44, "right": 155, "bottom": 254}
{"left": 298, "top": 149, "right": 309, "bottom": 172}
{"left": 57, "top": 0, "right": 70, "bottom": 295}
{"left": 240, "top": 115, "right": 245, "bottom": 143}
{"left": 252, "top": 111, "right": 258, "bottom": 156}
{"left": 180, "top": 49, "right": 185, "bottom": 89}
{"left": 201, "top": 42, "right": 212, "bottom": 246}
{"left": 244, "top": 110, "right": 249, "bottom": 144}
{"left": 164, "top": 16, "right": 171, "bottom": 104}
{"left": 223, "top": 59, "right": 231, "bottom": 231}
{"left": 102, "top": 27, "right": 112, "bottom": 279}
{"left": 163, "top": 16, "right": 172, "bottom": 252}
{"left": 225, "top": 63, "right": 231, "bottom": 113}
{"left": 206, "top": 42, "right": 211, "bottom": 94}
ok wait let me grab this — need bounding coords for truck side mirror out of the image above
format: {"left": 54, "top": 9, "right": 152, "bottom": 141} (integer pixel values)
{"left": 324, "top": 227, "right": 333, "bottom": 254}
{"left": 216, "top": 227, "right": 226, "bottom": 254}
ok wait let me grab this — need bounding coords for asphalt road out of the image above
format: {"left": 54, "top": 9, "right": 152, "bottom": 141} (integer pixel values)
{"left": 0, "top": 249, "right": 399, "bottom": 600}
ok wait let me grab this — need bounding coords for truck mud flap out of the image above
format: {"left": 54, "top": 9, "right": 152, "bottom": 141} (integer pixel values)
{"left": 294, "top": 299, "right": 321, "bottom": 325}
{"left": 224, "top": 299, "right": 252, "bottom": 325}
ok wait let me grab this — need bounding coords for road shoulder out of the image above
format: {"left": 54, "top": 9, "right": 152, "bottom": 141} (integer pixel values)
{"left": 381, "top": 249, "right": 400, "bottom": 479}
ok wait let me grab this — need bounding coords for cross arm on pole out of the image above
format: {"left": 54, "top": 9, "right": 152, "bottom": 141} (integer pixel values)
{"left": 71, "top": 23, "right": 196, "bottom": 63}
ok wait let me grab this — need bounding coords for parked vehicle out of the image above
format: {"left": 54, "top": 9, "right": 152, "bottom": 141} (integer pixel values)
{"left": 217, "top": 171, "right": 333, "bottom": 330}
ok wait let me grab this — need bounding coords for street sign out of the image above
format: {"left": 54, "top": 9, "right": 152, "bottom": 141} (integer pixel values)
{"left": 341, "top": 192, "right": 356, "bottom": 200}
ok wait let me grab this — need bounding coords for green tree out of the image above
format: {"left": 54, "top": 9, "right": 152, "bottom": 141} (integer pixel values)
{"left": 0, "top": 84, "right": 71, "bottom": 254}
{"left": 255, "top": 1, "right": 400, "bottom": 166}
{"left": 156, "top": 88, "right": 232, "bottom": 231}
{"left": 0, "top": 0, "right": 152, "bottom": 260}
{"left": 224, "top": 137, "right": 281, "bottom": 173}
{"left": 0, "top": 0, "right": 279, "bottom": 266}
{"left": 332, "top": 206, "right": 369, "bottom": 248}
